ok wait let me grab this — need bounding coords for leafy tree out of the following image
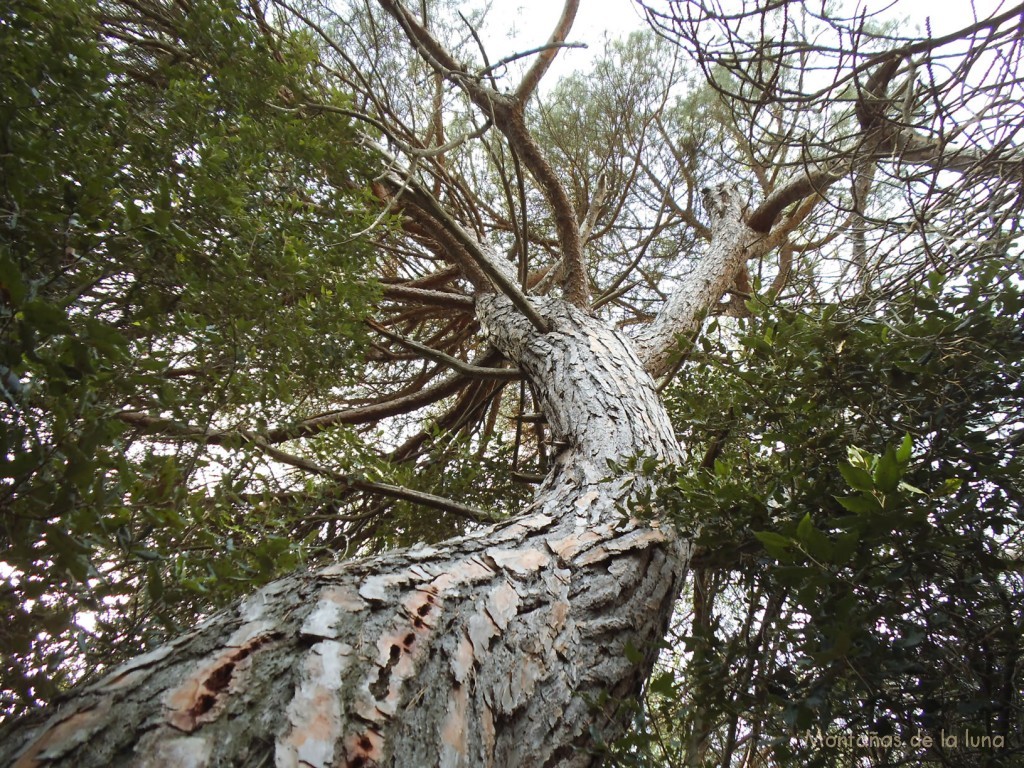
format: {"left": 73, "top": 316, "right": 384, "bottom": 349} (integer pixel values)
{"left": 612, "top": 257, "right": 1024, "bottom": 766}
{"left": 0, "top": 0, "right": 1021, "bottom": 766}
{"left": 1, "top": 0, "right": 377, "bottom": 711}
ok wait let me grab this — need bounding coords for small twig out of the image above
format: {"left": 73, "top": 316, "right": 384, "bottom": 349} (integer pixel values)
{"left": 478, "top": 41, "right": 587, "bottom": 78}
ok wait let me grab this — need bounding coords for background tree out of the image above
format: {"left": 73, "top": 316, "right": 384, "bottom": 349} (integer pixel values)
{"left": 0, "top": 0, "right": 1022, "bottom": 766}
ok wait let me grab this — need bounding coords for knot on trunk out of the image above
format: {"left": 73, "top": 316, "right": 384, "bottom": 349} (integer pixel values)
{"left": 700, "top": 182, "right": 746, "bottom": 226}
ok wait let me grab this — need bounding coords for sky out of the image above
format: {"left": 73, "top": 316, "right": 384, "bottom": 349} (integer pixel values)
{"left": 474, "top": 0, "right": 1017, "bottom": 86}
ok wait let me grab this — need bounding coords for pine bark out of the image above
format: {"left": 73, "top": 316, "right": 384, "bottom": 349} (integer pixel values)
{"left": 1, "top": 296, "right": 692, "bottom": 768}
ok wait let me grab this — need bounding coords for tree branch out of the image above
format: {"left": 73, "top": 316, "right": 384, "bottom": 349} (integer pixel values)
{"left": 264, "top": 352, "right": 498, "bottom": 442}
{"left": 116, "top": 412, "right": 501, "bottom": 523}
{"left": 479, "top": 41, "right": 586, "bottom": 80}
{"left": 391, "top": 166, "right": 551, "bottom": 332}
{"left": 746, "top": 166, "right": 846, "bottom": 233}
{"left": 118, "top": 351, "right": 508, "bottom": 445}
{"left": 633, "top": 184, "right": 771, "bottom": 378}
{"left": 368, "top": 321, "right": 522, "bottom": 381}
{"left": 376, "top": 283, "right": 475, "bottom": 310}
{"left": 514, "top": 0, "right": 580, "bottom": 102}
{"left": 375, "top": 0, "right": 589, "bottom": 308}
{"left": 255, "top": 441, "right": 503, "bottom": 524}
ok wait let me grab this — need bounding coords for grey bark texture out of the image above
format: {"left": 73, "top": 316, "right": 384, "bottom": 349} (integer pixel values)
{"left": 1, "top": 295, "right": 697, "bottom": 768}
{"left": 634, "top": 184, "right": 764, "bottom": 377}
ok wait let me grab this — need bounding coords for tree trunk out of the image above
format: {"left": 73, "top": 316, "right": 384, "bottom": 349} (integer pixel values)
{"left": 1, "top": 296, "right": 691, "bottom": 767}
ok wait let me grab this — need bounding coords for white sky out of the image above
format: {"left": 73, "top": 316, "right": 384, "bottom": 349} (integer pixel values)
{"left": 476, "top": 0, "right": 1016, "bottom": 85}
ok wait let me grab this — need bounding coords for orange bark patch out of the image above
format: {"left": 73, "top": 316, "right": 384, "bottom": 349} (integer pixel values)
{"left": 603, "top": 527, "right": 669, "bottom": 552}
{"left": 485, "top": 547, "right": 549, "bottom": 577}
{"left": 545, "top": 530, "right": 601, "bottom": 560}
{"left": 324, "top": 584, "right": 369, "bottom": 612}
{"left": 401, "top": 588, "right": 439, "bottom": 630}
{"left": 358, "top": 570, "right": 414, "bottom": 601}
{"left": 429, "top": 558, "right": 494, "bottom": 593}
{"left": 369, "top": 625, "right": 424, "bottom": 717}
{"left": 481, "top": 702, "right": 496, "bottom": 763}
{"left": 301, "top": 586, "right": 367, "bottom": 640}
{"left": 277, "top": 640, "right": 350, "bottom": 768}
{"left": 343, "top": 728, "right": 383, "bottom": 768}
{"left": 549, "top": 599, "right": 570, "bottom": 631}
{"left": 12, "top": 705, "right": 107, "bottom": 768}
{"left": 451, "top": 631, "right": 475, "bottom": 684}
{"left": 440, "top": 681, "right": 469, "bottom": 762}
{"left": 574, "top": 544, "right": 609, "bottom": 566}
{"left": 467, "top": 611, "right": 499, "bottom": 656}
{"left": 485, "top": 581, "right": 520, "bottom": 630}
{"left": 164, "top": 632, "right": 275, "bottom": 732}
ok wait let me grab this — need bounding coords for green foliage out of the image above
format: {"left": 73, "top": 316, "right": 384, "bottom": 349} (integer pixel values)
{"left": 617, "top": 258, "right": 1024, "bottom": 766}
{"left": 0, "top": 0, "right": 377, "bottom": 714}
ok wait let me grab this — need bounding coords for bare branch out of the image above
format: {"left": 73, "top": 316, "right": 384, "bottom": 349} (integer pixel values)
{"left": 515, "top": 0, "right": 581, "bottom": 102}
{"left": 255, "top": 442, "right": 503, "bottom": 524}
{"left": 116, "top": 413, "right": 501, "bottom": 524}
{"left": 368, "top": 321, "right": 522, "bottom": 381}
{"left": 375, "top": 0, "right": 589, "bottom": 308}
{"left": 389, "top": 164, "right": 551, "bottom": 332}
{"left": 746, "top": 165, "right": 846, "bottom": 233}
{"left": 533, "top": 172, "right": 610, "bottom": 295}
{"left": 115, "top": 349, "right": 505, "bottom": 445}
{"left": 633, "top": 183, "right": 772, "bottom": 377}
{"left": 376, "top": 283, "right": 475, "bottom": 310}
{"left": 479, "top": 41, "right": 587, "bottom": 80}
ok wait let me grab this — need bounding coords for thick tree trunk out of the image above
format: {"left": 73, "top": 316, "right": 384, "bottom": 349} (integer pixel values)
{"left": 1, "top": 297, "right": 691, "bottom": 767}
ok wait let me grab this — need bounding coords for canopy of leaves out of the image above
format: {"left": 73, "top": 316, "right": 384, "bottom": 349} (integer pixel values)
{"left": 613, "top": 257, "right": 1024, "bottom": 766}
{"left": 0, "top": 0, "right": 380, "bottom": 714}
